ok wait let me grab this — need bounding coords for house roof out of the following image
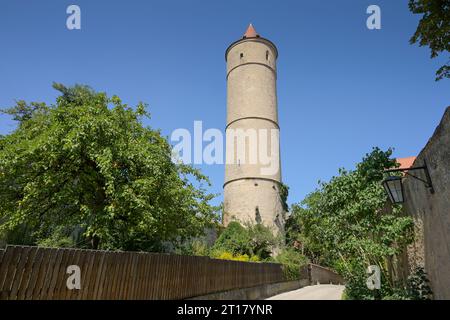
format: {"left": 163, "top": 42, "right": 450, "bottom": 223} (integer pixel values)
{"left": 396, "top": 156, "right": 416, "bottom": 170}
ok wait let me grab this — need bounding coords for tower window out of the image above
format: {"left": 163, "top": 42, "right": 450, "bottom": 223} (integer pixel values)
{"left": 266, "top": 50, "right": 269, "bottom": 61}
{"left": 255, "top": 206, "right": 262, "bottom": 224}
{"left": 240, "top": 53, "right": 244, "bottom": 59}
{"left": 254, "top": 183, "right": 258, "bottom": 187}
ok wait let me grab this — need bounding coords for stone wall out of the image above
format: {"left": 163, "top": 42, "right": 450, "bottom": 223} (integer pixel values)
{"left": 191, "top": 264, "right": 344, "bottom": 300}
{"left": 402, "top": 106, "right": 450, "bottom": 299}
{"left": 190, "top": 280, "right": 308, "bottom": 300}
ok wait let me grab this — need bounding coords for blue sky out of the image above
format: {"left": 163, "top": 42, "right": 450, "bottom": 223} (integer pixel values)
{"left": 1, "top": 0, "right": 449, "bottom": 208}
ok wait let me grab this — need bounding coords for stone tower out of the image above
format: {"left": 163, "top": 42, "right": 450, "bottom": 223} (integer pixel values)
{"left": 223, "top": 24, "right": 284, "bottom": 234}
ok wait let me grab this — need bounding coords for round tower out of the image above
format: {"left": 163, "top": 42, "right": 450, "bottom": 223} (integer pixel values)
{"left": 223, "top": 24, "right": 284, "bottom": 234}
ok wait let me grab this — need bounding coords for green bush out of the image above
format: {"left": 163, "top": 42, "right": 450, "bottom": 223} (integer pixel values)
{"left": 247, "top": 223, "right": 279, "bottom": 259}
{"left": 210, "top": 249, "right": 260, "bottom": 262}
{"left": 0, "top": 223, "right": 37, "bottom": 246}
{"left": 38, "top": 236, "right": 74, "bottom": 248}
{"left": 405, "top": 267, "right": 433, "bottom": 300}
{"left": 210, "top": 221, "right": 276, "bottom": 260}
{"left": 211, "top": 222, "right": 252, "bottom": 256}
{"left": 174, "top": 238, "right": 211, "bottom": 256}
{"left": 36, "top": 226, "right": 76, "bottom": 248}
{"left": 275, "top": 248, "right": 308, "bottom": 280}
{"left": 343, "top": 265, "right": 433, "bottom": 300}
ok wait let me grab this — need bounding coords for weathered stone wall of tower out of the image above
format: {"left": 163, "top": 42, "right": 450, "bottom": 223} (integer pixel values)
{"left": 223, "top": 34, "right": 284, "bottom": 235}
{"left": 226, "top": 40, "right": 278, "bottom": 125}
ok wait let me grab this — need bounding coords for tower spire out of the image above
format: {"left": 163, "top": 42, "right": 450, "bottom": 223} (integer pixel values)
{"left": 243, "top": 23, "right": 259, "bottom": 38}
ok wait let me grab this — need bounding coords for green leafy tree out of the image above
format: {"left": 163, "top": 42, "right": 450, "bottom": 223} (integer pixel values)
{"left": 285, "top": 195, "right": 323, "bottom": 264}
{"left": 0, "top": 83, "right": 218, "bottom": 251}
{"left": 284, "top": 212, "right": 301, "bottom": 248}
{"left": 409, "top": 0, "right": 450, "bottom": 80}
{"left": 291, "top": 147, "right": 414, "bottom": 298}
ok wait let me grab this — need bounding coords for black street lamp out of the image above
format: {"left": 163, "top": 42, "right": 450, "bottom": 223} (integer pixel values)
{"left": 382, "top": 176, "right": 404, "bottom": 204}
{"left": 382, "top": 161, "right": 434, "bottom": 204}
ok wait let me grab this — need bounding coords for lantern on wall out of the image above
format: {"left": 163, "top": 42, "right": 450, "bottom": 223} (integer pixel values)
{"left": 382, "top": 176, "right": 404, "bottom": 204}
{"left": 382, "top": 160, "right": 434, "bottom": 204}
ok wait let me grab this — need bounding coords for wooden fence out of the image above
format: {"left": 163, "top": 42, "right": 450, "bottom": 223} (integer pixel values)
{"left": 0, "top": 245, "right": 286, "bottom": 300}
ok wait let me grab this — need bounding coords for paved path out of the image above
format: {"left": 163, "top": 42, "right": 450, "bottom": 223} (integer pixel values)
{"left": 266, "top": 285, "right": 345, "bottom": 300}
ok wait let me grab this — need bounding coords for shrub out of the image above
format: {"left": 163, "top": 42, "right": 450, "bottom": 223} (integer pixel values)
{"left": 405, "top": 267, "right": 433, "bottom": 300}
{"left": 211, "top": 221, "right": 276, "bottom": 259}
{"left": 211, "top": 249, "right": 259, "bottom": 262}
{"left": 343, "top": 265, "right": 433, "bottom": 300}
{"left": 247, "top": 222, "right": 278, "bottom": 259}
{"left": 211, "top": 222, "right": 252, "bottom": 256}
{"left": 215, "top": 251, "right": 235, "bottom": 260}
{"left": 174, "top": 238, "right": 210, "bottom": 256}
{"left": 38, "top": 236, "right": 74, "bottom": 248}
{"left": 275, "top": 248, "right": 308, "bottom": 280}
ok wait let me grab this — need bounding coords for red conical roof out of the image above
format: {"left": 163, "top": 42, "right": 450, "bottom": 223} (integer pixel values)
{"left": 243, "top": 23, "right": 259, "bottom": 38}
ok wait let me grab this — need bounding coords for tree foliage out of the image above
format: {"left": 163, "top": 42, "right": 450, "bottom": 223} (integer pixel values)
{"left": 0, "top": 83, "right": 218, "bottom": 251}
{"left": 290, "top": 147, "right": 415, "bottom": 297}
{"left": 409, "top": 0, "right": 450, "bottom": 80}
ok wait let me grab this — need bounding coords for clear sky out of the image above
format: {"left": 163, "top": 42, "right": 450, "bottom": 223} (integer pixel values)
{"left": 1, "top": 0, "right": 449, "bottom": 208}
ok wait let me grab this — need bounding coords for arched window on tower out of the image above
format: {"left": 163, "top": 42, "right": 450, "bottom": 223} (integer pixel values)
{"left": 266, "top": 50, "right": 269, "bottom": 61}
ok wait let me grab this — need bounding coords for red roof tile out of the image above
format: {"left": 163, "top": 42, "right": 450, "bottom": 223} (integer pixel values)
{"left": 396, "top": 157, "right": 416, "bottom": 170}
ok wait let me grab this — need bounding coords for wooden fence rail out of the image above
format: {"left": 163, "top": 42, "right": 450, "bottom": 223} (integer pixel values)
{"left": 0, "top": 245, "right": 286, "bottom": 300}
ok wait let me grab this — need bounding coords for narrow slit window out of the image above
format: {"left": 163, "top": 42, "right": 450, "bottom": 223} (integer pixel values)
{"left": 240, "top": 53, "right": 244, "bottom": 59}
{"left": 266, "top": 50, "right": 269, "bottom": 61}
{"left": 255, "top": 207, "right": 262, "bottom": 224}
